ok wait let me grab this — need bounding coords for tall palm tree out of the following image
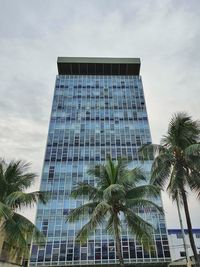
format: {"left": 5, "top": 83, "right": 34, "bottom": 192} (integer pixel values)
{"left": 140, "top": 112, "right": 200, "bottom": 266}
{"left": 67, "top": 158, "right": 163, "bottom": 267}
{"left": 0, "top": 160, "right": 47, "bottom": 262}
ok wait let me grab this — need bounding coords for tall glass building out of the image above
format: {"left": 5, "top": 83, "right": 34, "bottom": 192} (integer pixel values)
{"left": 30, "top": 57, "right": 171, "bottom": 266}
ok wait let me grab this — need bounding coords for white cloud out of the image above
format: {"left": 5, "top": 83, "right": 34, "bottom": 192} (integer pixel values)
{"left": 0, "top": 0, "right": 200, "bottom": 227}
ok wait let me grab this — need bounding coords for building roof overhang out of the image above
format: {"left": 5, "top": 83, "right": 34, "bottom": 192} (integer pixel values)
{"left": 57, "top": 57, "right": 141, "bottom": 76}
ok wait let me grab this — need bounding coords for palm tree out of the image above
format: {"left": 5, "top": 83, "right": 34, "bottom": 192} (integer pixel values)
{"left": 140, "top": 112, "right": 200, "bottom": 266}
{"left": 67, "top": 157, "right": 163, "bottom": 267}
{"left": 0, "top": 160, "right": 47, "bottom": 263}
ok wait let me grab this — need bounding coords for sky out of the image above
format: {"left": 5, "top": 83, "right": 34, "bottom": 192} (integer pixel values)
{"left": 0, "top": 0, "right": 200, "bottom": 228}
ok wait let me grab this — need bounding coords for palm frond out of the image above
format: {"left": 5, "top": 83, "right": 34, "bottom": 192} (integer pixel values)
{"left": 139, "top": 144, "right": 165, "bottom": 160}
{"left": 105, "top": 213, "right": 115, "bottom": 235}
{"left": 167, "top": 163, "right": 186, "bottom": 201}
{"left": 122, "top": 167, "right": 146, "bottom": 187}
{"left": 0, "top": 161, "right": 6, "bottom": 200}
{"left": 162, "top": 112, "right": 200, "bottom": 149}
{"left": 70, "top": 182, "right": 98, "bottom": 200}
{"left": 4, "top": 161, "right": 36, "bottom": 190}
{"left": 185, "top": 143, "right": 200, "bottom": 156}
{"left": 3, "top": 212, "right": 44, "bottom": 256}
{"left": 0, "top": 201, "right": 13, "bottom": 221}
{"left": 87, "top": 164, "right": 102, "bottom": 179}
{"left": 103, "top": 184, "right": 125, "bottom": 203}
{"left": 69, "top": 157, "right": 167, "bottom": 256}
{"left": 126, "top": 184, "right": 161, "bottom": 199}
{"left": 186, "top": 156, "right": 200, "bottom": 171}
{"left": 67, "top": 202, "right": 99, "bottom": 222}
{"left": 0, "top": 159, "right": 46, "bottom": 259}
{"left": 105, "top": 156, "right": 117, "bottom": 184}
{"left": 75, "top": 201, "right": 111, "bottom": 242}
{"left": 5, "top": 191, "right": 48, "bottom": 209}
{"left": 87, "top": 164, "right": 111, "bottom": 187}
{"left": 187, "top": 169, "right": 200, "bottom": 199}
{"left": 115, "top": 157, "right": 129, "bottom": 183}
{"left": 126, "top": 198, "right": 163, "bottom": 214}
{"left": 122, "top": 207, "right": 153, "bottom": 248}
{"left": 150, "top": 153, "right": 172, "bottom": 188}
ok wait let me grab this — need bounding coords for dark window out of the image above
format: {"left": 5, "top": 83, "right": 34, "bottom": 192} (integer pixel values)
{"left": 67, "top": 254, "right": 73, "bottom": 261}
{"left": 176, "top": 233, "right": 183, "bottom": 239}
{"left": 180, "top": 251, "right": 186, "bottom": 257}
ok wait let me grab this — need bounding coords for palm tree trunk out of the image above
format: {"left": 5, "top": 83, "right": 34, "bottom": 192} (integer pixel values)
{"left": 113, "top": 214, "right": 124, "bottom": 267}
{"left": 181, "top": 190, "right": 200, "bottom": 267}
{"left": 176, "top": 197, "right": 191, "bottom": 267}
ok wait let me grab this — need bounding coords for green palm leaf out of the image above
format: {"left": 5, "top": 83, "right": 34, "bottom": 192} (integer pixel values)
{"left": 139, "top": 144, "right": 166, "bottom": 160}
{"left": 4, "top": 161, "right": 36, "bottom": 190}
{"left": 185, "top": 143, "right": 200, "bottom": 156}
{"left": 0, "top": 159, "right": 47, "bottom": 259}
{"left": 68, "top": 157, "right": 163, "bottom": 266}
{"left": 122, "top": 207, "right": 153, "bottom": 248}
{"left": 141, "top": 112, "right": 200, "bottom": 266}
{"left": 126, "top": 198, "right": 163, "bottom": 214}
{"left": 0, "top": 201, "right": 13, "bottom": 221}
{"left": 3, "top": 213, "right": 45, "bottom": 256}
{"left": 5, "top": 191, "right": 47, "bottom": 209}
{"left": 126, "top": 184, "right": 160, "bottom": 199}
{"left": 67, "top": 201, "right": 100, "bottom": 222}
{"left": 121, "top": 167, "right": 146, "bottom": 187}
{"left": 75, "top": 201, "right": 111, "bottom": 242}
{"left": 103, "top": 184, "right": 125, "bottom": 203}
{"left": 70, "top": 182, "right": 98, "bottom": 200}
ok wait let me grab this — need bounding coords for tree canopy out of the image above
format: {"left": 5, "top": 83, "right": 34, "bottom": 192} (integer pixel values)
{"left": 67, "top": 158, "right": 162, "bottom": 266}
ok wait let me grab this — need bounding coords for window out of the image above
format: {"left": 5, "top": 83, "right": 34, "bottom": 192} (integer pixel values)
{"left": 176, "top": 233, "right": 183, "bottom": 239}
{"left": 180, "top": 251, "right": 186, "bottom": 257}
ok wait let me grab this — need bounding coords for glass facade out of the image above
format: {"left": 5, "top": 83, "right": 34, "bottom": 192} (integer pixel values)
{"left": 30, "top": 58, "right": 170, "bottom": 266}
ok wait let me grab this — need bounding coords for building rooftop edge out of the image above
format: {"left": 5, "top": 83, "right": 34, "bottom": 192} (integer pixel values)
{"left": 57, "top": 57, "right": 141, "bottom": 75}
{"left": 57, "top": 57, "right": 141, "bottom": 64}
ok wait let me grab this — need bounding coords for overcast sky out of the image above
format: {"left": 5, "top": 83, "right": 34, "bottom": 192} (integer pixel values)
{"left": 0, "top": 0, "right": 200, "bottom": 228}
